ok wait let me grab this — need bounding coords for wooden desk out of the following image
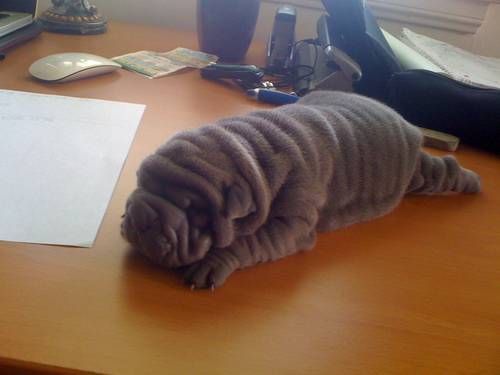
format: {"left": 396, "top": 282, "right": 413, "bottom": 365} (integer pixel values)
{"left": 0, "top": 22, "right": 499, "bottom": 375}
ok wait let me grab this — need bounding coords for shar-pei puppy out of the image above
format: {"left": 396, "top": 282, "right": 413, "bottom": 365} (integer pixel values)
{"left": 121, "top": 91, "right": 480, "bottom": 289}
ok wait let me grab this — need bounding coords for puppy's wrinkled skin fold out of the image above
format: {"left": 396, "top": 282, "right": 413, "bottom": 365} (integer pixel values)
{"left": 121, "top": 91, "right": 480, "bottom": 289}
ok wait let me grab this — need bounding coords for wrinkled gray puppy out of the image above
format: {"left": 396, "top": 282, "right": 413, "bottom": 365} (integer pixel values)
{"left": 121, "top": 91, "right": 480, "bottom": 289}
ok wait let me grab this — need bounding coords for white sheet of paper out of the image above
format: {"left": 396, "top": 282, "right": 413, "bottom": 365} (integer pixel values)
{"left": 0, "top": 89, "right": 145, "bottom": 247}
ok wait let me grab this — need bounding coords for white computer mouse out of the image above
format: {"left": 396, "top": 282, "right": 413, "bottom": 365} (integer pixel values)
{"left": 29, "top": 52, "right": 121, "bottom": 83}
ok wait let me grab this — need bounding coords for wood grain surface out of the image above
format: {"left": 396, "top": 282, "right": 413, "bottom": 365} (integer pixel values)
{"left": 0, "top": 22, "right": 499, "bottom": 375}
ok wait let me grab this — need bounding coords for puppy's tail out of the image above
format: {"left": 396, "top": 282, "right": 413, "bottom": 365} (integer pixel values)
{"left": 407, "top": 152, "right": 481, "bottom": 194}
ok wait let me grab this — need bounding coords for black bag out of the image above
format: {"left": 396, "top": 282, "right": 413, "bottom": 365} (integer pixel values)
{"left": 322, "top": 0, "right": 500, "bottom": 153}
{"left": 387, "top": 70, "right": 500, "bottom": 153}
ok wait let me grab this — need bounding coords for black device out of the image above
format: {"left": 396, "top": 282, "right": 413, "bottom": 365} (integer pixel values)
{"left": 0, "top": 0, "right": 41, "bottom": 55}
{"left": 320, "top": 0, "right": 401, "bottom": 100}
{"left": 266, "top": 5, "right": 296, "bottom": 74}
{"left": 0, "top": 21, "right": 41, "bottom": 54}
{"left": 200, "top": 64, "right": 264, "bottom": 83}
{"left": 291, "top": 13, "right": 363, "bottom": 96}
{"left": 200, "top": 63, "right": 272, "bottom": 90}
{"left": 316, "top": 14, "right": 362, "bottom": 82}
{"left": 0, "top": 0, "right": 37, "bottom": 13}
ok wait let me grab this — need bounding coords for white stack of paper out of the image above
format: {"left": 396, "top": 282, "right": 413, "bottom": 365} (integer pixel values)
{"left": 382, "top": 29, "right": 443, "bottom": 73}
{"left": 383, "top": 28, "right": 500, "bottom": 90}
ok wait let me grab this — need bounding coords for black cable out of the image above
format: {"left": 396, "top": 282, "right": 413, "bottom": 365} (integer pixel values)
{"left": 259, "top": 38, "right": 319, "bottom": 91}
{"left": 290, "top": 39, "right": 319, "bottom": 89}
{"left": 204, "top": 39, "right": 319, "bottom": 94}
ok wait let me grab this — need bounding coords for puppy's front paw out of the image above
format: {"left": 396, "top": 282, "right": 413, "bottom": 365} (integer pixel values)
{"left": 182, "top": 249, "right": 239, "bottom": 290}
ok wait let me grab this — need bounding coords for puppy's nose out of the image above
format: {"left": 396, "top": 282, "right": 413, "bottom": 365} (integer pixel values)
{"left": 155, "top": 234, "right": 174, "bottom": 262}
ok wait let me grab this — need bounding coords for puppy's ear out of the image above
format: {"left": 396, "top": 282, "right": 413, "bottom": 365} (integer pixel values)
{"left": 225, "top": 183, "right": 256, "bottom": 220}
